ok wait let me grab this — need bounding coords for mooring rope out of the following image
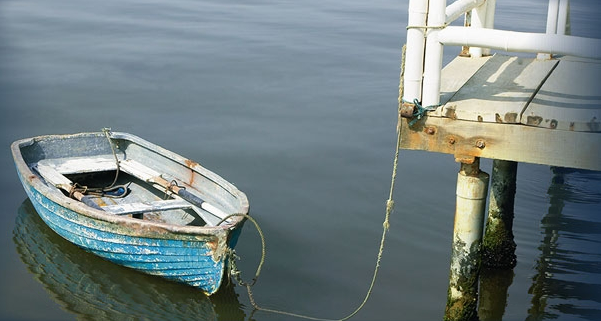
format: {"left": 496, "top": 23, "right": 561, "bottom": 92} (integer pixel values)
{"left": 222, "top": 44, "right": 408, "bottom": 321}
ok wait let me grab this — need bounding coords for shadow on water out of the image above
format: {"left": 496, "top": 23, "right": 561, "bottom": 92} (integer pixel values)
{"left": 13, "top": 199, "right": 248, "bottom": 321}
{"left": 526, "top": 168, "right": 601, "bottom": 321}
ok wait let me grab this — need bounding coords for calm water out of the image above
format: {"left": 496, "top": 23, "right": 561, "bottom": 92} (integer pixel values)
{"left": 1, "top": 1, "right": 600, "bottom": 320}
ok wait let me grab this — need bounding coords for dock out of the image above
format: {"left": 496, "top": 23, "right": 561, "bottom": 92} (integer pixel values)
{"left": 398, "top": 0, "right": 600, "bottom": 320}
{"left": 401, "top": 54, "right": 601, "bottom": 170}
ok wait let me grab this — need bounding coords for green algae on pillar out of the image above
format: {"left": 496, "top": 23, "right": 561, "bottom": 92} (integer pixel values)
{"left": 482, "top": 160, "right": 518, "bottom": 269}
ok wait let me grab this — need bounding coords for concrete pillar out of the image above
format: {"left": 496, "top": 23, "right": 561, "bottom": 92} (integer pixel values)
{"left": 482, "top": 160, "right": 518, "bottom": 269}
{"left": 444, "top": 158, "right": 489, "bottom": 321}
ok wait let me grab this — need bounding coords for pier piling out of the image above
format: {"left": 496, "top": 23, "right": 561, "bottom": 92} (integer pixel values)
{"left": 445, "top": 157, "right": 489, "bottom": 321}
{"left": 482, "top": 160, "right": 518, "bottom": 269}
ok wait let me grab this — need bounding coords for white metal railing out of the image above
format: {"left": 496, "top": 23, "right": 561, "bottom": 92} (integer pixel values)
{"left": 445, "top": 0, "right": 486, "bottom": 25}
{"left": 403, "top": 0, "right": 601, "bottom": 108}
{"left": 547, "top": 0, "right": 570, "bottom": 35}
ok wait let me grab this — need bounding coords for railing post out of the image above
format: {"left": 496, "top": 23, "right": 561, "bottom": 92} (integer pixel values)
{"left": 483, "top": 0, "right": 497, "bottom": 56}
{"left": 539, "top": 0, "right": 569, "bottom": 59}
{"left": 403, "top": 0, "right": 429, "bottom": 103}
{"left": 422, "top": 0, "right": 446, "bottom": 108}
{"left": 545, "top": 0, "right": 560, "bottom": 35}
{"left": 557, "top": 0, "right": 570, "bottom": 35}
{"left": 469, "top": 1, "right": 490, "bottom": 57}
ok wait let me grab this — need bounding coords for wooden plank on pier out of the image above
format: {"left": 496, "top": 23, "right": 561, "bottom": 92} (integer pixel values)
{"left": 521, "top": 58, "right": 601, "bottom": 132}
{"left": 437, "top": 55, "right": 492, "bottom": 108}
{"left": 438, "top": 55, "right": 558, "bottom": 123}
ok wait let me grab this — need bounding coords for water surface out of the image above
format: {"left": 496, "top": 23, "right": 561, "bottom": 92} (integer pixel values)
{"left": 1, "top": 1, "right": 600, "bottom": 320}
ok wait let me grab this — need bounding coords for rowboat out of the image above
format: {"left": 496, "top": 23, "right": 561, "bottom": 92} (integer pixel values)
{"left": 11, "top": 130, "right": 249, "bottom": 295}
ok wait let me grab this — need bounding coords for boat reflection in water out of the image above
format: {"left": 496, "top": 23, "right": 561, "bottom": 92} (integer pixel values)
{"left": 13, "top": 200, "right": 246, "bottom": 321}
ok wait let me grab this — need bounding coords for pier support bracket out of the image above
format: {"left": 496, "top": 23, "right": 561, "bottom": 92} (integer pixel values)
{"left": 445, "top": 158, "right": 489, "bottom": 321}
{"left": 482, "top": 160, "right": 518, "bottom": 269}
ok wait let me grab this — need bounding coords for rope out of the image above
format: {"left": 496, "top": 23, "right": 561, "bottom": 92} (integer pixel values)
{"left": 406, "top": 23, "right": 448, "bottom": 31}
{"left": 406, "top": 23, "right": 448, "bottom": 37}
{"left": 218, "top": 214, "right": 265, "bottom": 287}
{"left": 223, "top": 200, "right": 393, "bottom": 321}
{"left": 221, "top": 45, "right": 409, "bottom": 321}
{"left": 102, "top": 127, "right": 121, "bottom": 189}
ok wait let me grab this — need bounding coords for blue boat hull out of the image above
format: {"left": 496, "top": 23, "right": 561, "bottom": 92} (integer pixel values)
{"left": 13, "top": 200, "right": 229, "bottom": 320}
{"left": 21, "top": 178, "right": 229, "bottom": 294}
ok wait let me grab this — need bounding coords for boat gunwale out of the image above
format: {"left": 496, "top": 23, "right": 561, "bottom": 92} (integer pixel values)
{"left": 11, "top": 131, "right": 249, "bottom": 239}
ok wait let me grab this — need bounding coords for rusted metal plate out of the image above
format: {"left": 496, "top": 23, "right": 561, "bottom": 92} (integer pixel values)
{"left": 438, "top": 55, "right": 558, "bottom": 123}
{"left": 522, "top": 58, "right": 601, "bottom": 132}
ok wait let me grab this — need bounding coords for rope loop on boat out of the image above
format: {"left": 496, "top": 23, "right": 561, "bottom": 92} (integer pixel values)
{"left": 102, "top": 128, "right": 121, "bottom": 190}
{"left": 223, "top": 45, "right": 408, "bottom": 321}
{"left": 169, "top": 180, "right": 185, "bottom": 191}
{"left": 69, "top": 183, "right": 87, "bottom": 198}
{"left": 219, "top": 213, "right": 265, "bottom": 287}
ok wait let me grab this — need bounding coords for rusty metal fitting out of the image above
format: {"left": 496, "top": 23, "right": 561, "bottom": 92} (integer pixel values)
{"left": 425, "top": 126, "right": 436, "bottom": 135}
{"left": 475, "top": 139, "right": 486, "bottom": 149}
{"left": 400, "top": 101, "right": 416, "bottom": 119}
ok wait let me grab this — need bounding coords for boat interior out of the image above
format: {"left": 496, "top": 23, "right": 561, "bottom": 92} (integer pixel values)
{"left": 34, "top": 155, "right": 223, "bottom": 227}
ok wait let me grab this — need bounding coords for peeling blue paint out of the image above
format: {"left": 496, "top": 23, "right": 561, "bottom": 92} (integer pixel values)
{"left": 20, "top": 174, "right": 225, "bottom": 295}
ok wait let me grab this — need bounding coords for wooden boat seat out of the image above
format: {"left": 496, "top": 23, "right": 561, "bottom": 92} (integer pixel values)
{"left": 102, "top": 199, "right": 194, "bottom": 216}
{"left": 35, "top": 159, "right": 196, "bottom": 216}
{"left": 37, "top": 156, "right": 118, "bottom": 175}
{"left": 35, "top": 163, "right": 77, "bottom": 191}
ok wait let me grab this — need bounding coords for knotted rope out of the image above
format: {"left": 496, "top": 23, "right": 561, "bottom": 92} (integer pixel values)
{"left": 404, "top": 98, "right": 439, "bottom": 126}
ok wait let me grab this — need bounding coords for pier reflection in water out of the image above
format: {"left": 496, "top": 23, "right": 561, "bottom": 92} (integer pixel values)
{"left": 478, "top": 168, "right": 601, "bottom": 321}
{"left": 477, "top": 168, "right": 601, "bottom": 321}
{"left": 526, "top": 168, "right": 601, "bottom": 321}
{"left": 13, "top": 200, "right": 246, "bottom": 321}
